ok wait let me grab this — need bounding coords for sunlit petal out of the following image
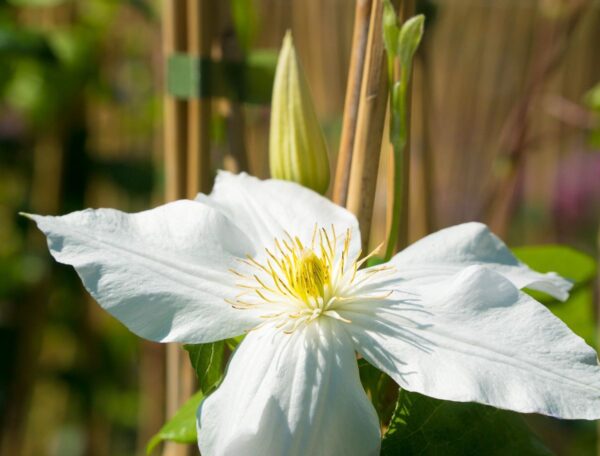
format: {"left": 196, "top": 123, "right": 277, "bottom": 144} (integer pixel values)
{"left": 27, "top": 200, "right": 261, "bottom": 343}
{"left": 197, "top": 319, "right": 380, "bottom": 456}
{"left": 197, "top": 171, "right": 361, "bottom": 259}
{"left": 347, "top": 266, "right": 600, "bottom": 419}
{"left": 389, "top": 222, "right": 571, "bottom": 300}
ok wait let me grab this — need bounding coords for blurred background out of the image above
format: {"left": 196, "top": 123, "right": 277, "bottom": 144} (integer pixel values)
{"left": 1, "top": 0, "right": 599, "bottom": 455}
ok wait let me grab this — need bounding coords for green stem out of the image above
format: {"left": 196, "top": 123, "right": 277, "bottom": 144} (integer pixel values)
{"left": 384, "top": 66, "right": 410, "bottom": 261}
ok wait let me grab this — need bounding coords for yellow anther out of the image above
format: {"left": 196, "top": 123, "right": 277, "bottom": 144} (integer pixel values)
{"left": 293, "top": 250, "right": 329, "bottom": 299}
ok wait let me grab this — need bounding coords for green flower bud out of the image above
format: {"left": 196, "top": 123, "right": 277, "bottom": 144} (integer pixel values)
{"left": 382, "top": 0, "right": 399, "bottom": 56}
{"left": 397, "top": 14, "right": 425, "bottom": 66}
{"left": 269, "top": 31, "right": 330, "bottom": 194}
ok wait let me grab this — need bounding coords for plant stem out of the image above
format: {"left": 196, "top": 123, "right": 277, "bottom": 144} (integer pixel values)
{"left": 384, "top": 66, "right": 409, "bottom": 260}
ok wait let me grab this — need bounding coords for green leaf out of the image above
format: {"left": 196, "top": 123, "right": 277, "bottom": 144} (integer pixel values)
{"left": 546, "top": 285, "right": 595, "bottom": 346}
{"left": 366, "top": 256, "right": 386, "bottom": 268}
{"left": 584, "top": 81, "right": 600, "bottom": 112}
{"left": 146, "top": 390, "right": 203, "bottom": 454}
{"left": 231, "top": 0, "right": 259, "bottom": 53}
{"left": 8, "top": 0, "right": 65, "bottom": 6}
{"left": 397, "top": 14, "right": 425, "bottom": 66}
{"left": 512, "top": 245, "right": 596, "bottom": 289}
{"left": 381, "top": 390, "right": 552, "bottom": 456}
{"left": 184, "top": 341, "right": 225, "bottom": 394}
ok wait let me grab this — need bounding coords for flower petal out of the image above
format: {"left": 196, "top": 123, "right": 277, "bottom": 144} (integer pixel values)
{"left": 197, "top": 171, "right": 361, "bottom": 258}
{"left": 346, "top": 266, "right": 600, "bottom": 419}
{"left": 389, "top": 222, "right": 571, "bottom": 300}
{"left": 26, "top": 200, "right": 262, "bottom": 343}
{"left": 197, "top": 320, "right": 380, "bottom": 456}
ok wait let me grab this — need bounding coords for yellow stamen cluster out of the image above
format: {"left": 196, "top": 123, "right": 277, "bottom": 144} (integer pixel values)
{"left": 228, "top": 225, "right": 390, "bottom": 333}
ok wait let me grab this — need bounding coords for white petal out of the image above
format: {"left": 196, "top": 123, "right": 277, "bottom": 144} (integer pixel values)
{"left": 27, "top": 200, "right": 261, "bottom": 343}
{"left": 197, "top": 171, "right": 361, "bottom": 258}
{"left": 197, "top": 320, "right": 380, "bottom": 456}
{"left": 346, "top": 266, "right": 600, "bottom": 419}
{"left": 389, "top": 222, "right": 571, "bottom": 300}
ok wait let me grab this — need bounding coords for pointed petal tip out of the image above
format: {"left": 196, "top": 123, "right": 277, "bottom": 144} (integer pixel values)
{"left": 19, "top": 211, "right": 37, "bottom": 220}
{"left": 283, "top": 29, "right": 293, "bottom": 45}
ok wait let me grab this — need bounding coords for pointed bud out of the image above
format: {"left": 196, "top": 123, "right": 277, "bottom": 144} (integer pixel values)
{"left": 397, "top": 14, "right": 425, "bottom": 66}
{"left": 382, "top": 0, "right": 399, "bottom": 55}
{"left": 269, "top": 31, "right": 330, "bottom": 194}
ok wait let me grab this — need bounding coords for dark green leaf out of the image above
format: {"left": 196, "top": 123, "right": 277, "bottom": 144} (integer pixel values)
{"left": 184, "top": 341, "right": 225, "bottom": 394}
{"left": 146, "top": 390, "right": 203, "bottom": 454}
{"left": 381, "top": 390, "right": 552, "bottom": 456}
{"left": 358, "top": 359, "right": 396, "bottom": 426}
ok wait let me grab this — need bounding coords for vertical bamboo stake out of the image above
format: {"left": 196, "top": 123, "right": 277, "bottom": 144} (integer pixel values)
{"left": 164, "top": 0, "right": 188, "bottom": 202}
{"left": 220, "top": 4, "right": 248, "bottom": 173}
{"left": 187, "top": 0, "right": 214, "bottom": 196}
{"left": 162, "top": 1, "right": 192, "bottom": 455}
{"left": 345, "top": 0, "right": 390, "bottom": 252}
{"left": 333, "top": 0, "right": 372, "bottom": 206}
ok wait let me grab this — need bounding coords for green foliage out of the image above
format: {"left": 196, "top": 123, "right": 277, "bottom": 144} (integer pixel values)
{"left": 146, "top": 390, "right": 204, "bottom": 454}
{"left": 583, "top": 81, "right": 600, "bottom": 148}
{"left": 366, "top": 256, "right": 386, "bottom": 268}
{"left": 7, "top": 0, "right": 65, "bottom": 6}
{"left": 381, "top": 8, "right": 425, "bottom": 261}
{"left": 184, "top": 341, "right": 226, "bottom": 394}
{"left": 381, "top": 390, "right": 552, "bottom": 456}
{"left": 358, "top": 360, "right": 397, "bottom": 427}
{"left": 512, "top": 245, "right": 597, "bottom": 345}
{"left": 166, "top": 51, "right": 277, "bottom": 104}
{"left": 512, "top": 245, "right": 596, "bottom": 290}
{"left": 146, "top": 342, "right": 228, "bottom": 452}
{"left": 231, "top": 0, "right": 259, "bottom": 53}
{"left": 550, "top": 286, "right": 596, "bottom": 346}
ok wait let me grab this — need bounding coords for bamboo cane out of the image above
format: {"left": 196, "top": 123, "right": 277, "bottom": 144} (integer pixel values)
{"left": 220, "top": 4, "right": 248, "bottom": 173}
{"left": 345, "top": 0, "right": 390, "bottom": 252}
{"left": 186, "top": 0, "right": 214, "bottom": 197}
{"left": 164, "top": 0, "right": 188, "bottom": 202}
{"left": 162, "top": 1, "right": 193, "bottom": 455}
{"left": 333, "top": 0, "right": 372, "bottom": 206}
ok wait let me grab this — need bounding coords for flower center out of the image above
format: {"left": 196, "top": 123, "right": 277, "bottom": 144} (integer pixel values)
{"left": 228, "top": 226, "right": 390, "bottom": 333}
{"left": 293, "top": 249, "right": 329, "bottom": 299}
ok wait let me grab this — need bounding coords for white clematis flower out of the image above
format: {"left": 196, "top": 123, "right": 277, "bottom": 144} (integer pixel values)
{"left": 27, "top": 171, "right": 600, "bottom": 456}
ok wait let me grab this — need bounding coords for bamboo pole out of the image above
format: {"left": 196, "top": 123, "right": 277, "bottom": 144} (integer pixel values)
{"left": 220, "top": 3, "right": 248, "bottom": 173}
{"left": 186, "top": 0, "right": 214, "bottom": 196}
{"left": 333, "top": 0, "right": 372, "bottom": 206}
{"left": 162, "top": 1, "right": 194, "bottom": 456}
{"left": 164, "top": 0, "right": 188, "bottom": 202}
{"left": 345, "top": 0, "right": 390, "bottom": 252}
